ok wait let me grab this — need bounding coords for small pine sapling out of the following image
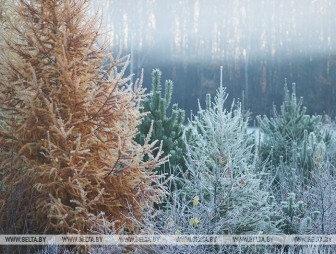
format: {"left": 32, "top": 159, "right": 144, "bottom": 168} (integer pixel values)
{"left": 257, "top": 81, "right": 327, "bottom": 193}
{"left": 137, "top": 69, "right": 186, "bottom": 177}
{"left": 278, "top": 192, "right": 321, "bottom": 234}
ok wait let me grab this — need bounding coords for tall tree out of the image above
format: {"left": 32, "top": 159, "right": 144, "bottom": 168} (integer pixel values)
{"left": 0, "top": 0, "right": 166, "bottom": 234}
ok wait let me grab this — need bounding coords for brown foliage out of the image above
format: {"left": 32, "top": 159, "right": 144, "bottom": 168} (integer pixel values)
{"left": 0, "top": 0, "right": 167, "bottom": 234}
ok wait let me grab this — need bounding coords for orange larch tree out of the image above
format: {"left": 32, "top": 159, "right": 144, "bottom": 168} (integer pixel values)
{"left": 0, "top": 0, "right": 166, "bottom": 234}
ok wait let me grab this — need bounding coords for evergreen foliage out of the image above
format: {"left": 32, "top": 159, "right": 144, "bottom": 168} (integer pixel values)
{"left": 257, "top": 82, "right": 327, "bottom": 193}
{"left": 257, "top": 81, "right": 332, "bottom": 235}
{"left": 0, "top": 0, "right": 166, "bottom": 235}
{"left": 277, "top": 192, "right": 322, "bottom": 234}
{"left": 279, "top": 193, "right": 307, "bottom": 234}
{"left": 137, "top": 69, "right": 185, "bottom": 176}
{"left": 162, "top": 85, "right": 278, "bottom": 237}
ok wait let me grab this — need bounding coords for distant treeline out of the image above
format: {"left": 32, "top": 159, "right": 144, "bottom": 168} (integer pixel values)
{"left": 132, "top": 51, "right": 336, "bottom": 122}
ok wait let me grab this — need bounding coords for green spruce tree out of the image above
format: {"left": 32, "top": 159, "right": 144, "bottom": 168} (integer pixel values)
{"left": 162, "top": 84, "right": 278, "bottom": 239}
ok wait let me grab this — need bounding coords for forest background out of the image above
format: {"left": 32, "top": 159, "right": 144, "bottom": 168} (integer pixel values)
{"left": 93, "top": 0, "right": 336, "bottom": 121}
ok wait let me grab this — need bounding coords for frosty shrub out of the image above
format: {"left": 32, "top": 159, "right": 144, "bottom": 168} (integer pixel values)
{"left": 302, "top": 160, "right": 336, "bottom": 234}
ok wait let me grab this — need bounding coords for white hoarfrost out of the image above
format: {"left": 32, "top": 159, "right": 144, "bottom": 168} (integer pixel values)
{"left": 159, "top": 86, "right": 279, "bottom": 241}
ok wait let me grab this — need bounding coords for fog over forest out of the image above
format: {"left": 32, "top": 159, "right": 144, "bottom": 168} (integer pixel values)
{"left": 92, "top": 0, "right": 336, "bottom": 121}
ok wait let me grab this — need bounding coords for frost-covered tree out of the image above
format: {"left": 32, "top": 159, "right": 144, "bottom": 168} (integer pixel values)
{"left": 159, "top": 83, "right": 278, "bottom": 240}
{"left": 0, "top": 0, "right": 166, "bottom": 235}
